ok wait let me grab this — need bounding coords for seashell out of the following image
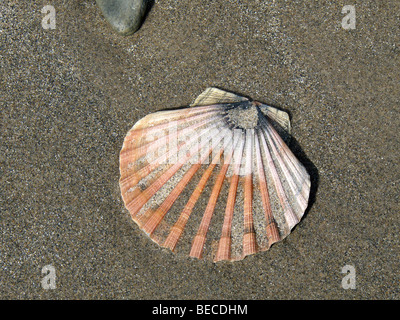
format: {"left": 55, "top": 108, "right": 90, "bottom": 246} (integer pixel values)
{"left": 119, "top": 88, "right": 310, "bottom": 262}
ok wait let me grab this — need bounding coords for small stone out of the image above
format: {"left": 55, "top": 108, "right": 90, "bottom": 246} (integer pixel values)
{"left": 96, "top": 0, "right": 148, "bottom": 35}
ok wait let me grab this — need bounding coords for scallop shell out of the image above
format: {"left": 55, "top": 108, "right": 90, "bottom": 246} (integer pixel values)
{"left": 119, "top": 88, "right": 310, "bottom": 262}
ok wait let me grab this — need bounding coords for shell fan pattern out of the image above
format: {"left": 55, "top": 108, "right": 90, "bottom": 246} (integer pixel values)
{"left": 119, "top": 88, "right": 310, "bottom": 262}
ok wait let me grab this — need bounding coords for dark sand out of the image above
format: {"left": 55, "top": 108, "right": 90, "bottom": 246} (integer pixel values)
{"left": 1, "top": 1, "right": 399, "bottom": 299}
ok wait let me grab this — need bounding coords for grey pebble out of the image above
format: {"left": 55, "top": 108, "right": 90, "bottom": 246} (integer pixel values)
{"left": 96, "top": 0, "right": 148, "bottom": 35}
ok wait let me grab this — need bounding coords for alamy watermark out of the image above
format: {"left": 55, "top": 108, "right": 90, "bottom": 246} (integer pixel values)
{"left": 341, "top": 264, "right": 356, "bottom": 289}
{"left": 41, "top": 264, "right": 56, "bottom": 290}
{"left": 138, "top": 123, "right": 264, "bottom": 176}
{"left": 342, "top": 5, "right": 356, "bottom": 30}
{"left": 41, "top": 5, "right": 56, "bottom": 30}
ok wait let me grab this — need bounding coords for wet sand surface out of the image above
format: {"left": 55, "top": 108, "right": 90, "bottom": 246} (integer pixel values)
{"left": 1, "top": 1, "right": 399, "bottom": 299}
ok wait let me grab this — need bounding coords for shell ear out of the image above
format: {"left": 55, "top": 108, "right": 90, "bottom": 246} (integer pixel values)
{"left": 258, "top": 104, "right": 291, "bottom": 135}
{"left": 191, "top": 87, "right": 249, "bottom": 107}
